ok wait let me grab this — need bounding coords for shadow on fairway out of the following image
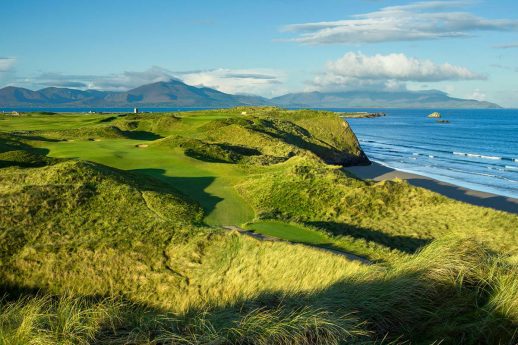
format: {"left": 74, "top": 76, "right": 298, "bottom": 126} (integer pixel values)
{"left": 129, "top": 168, "right": 223, "bottom": 219}
{"left": 122, "top": 130, "right": 163, "bottom": 141}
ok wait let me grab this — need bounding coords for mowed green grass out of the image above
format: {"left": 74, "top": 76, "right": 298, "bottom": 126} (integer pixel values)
{"left": 247, "top": 221, "right": 332, "bottom": 245}
{"left": 246, "top": 220, "right": 383, "bottom": 259}
{"left": 0, "top": 113, "right": 114, "bottom": 131}
{"left": 2, "top": 112, "right": 255, "bottom": 226}
{"left": 39, "top": 138, "right": 254, "bottom": 226}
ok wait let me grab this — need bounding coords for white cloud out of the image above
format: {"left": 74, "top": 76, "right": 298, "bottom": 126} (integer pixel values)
{"left": 312, "top": 52, "right": 484, "bottom": 91}
{"left": 178, "top": 68, "right": 285, "bottom": 96}
{"left": 326, "top": 52, "right": 482, "bottom": 81}
{"left": 469, "top": 88, "right": 486, "bottom": 100}
{"left": 34, "top": 66, "right": 175, "bottom": 91}
{"left": 0, "top": 58, "right": 16, "bottom": 72}
{"left": 282, "top": 1, "right": 518, "bottom": 44}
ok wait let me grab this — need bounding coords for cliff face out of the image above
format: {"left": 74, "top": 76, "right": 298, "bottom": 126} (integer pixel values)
{"left": 220, "top": 108, "right": 371, "bottom": 166}
{"left": 279, "top": 110, "right": 370, "bottom": 166}
{"left": 146, "top": 107, "right": 371, "bottom": 167}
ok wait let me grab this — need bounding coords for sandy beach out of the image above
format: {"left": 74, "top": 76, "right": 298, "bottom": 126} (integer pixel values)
{"left": 345, "top": 162, "right": 518, "bottom": 215}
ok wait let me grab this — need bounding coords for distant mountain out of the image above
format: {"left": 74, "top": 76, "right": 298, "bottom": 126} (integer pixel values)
{"left": 0, "top": 80, "right": 501, "bottom": 109}
{"left": 271, "top": 90, "right": 501, "bottom": 109}
{"left": 0, "top": 80, "right": 269, "bottom": 108}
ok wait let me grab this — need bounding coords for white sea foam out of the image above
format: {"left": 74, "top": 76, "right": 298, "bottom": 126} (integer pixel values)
{"left": 480, "top": 155, "right": 501, "bottom": 160}
{"left": 452, "top": 152, "right": 501, "bottom": 160}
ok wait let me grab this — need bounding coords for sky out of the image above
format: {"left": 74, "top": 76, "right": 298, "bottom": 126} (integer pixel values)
{"left": 1, "top": 0, "right": 518, "bottom": 106}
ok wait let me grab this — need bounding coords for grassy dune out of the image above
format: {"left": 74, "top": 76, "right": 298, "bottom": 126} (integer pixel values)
{"left": 1, "top": 107, "right": 517, "bottom": 344}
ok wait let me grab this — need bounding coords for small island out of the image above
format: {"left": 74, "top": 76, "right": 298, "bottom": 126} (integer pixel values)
{"left": 427, "top": 112, "right": 442, "bottom": 118}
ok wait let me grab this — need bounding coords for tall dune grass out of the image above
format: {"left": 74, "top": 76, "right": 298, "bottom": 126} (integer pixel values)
{"left": 2, "top": 236, "right": 517, "bottom": 344}
{"left": 1, "top": 108, "right": 517, "bottom": 344}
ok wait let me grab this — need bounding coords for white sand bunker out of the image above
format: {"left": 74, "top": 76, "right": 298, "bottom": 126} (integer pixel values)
{"left": 136, "top": 144, "right": 149, "bottom": 148}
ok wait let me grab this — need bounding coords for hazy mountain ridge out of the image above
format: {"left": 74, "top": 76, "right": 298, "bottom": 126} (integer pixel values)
{"left": 271, "top": 90, "right": 502, "bottom": 109}
{"left": 0, "top": 80, "right": 501, "bottom": 108}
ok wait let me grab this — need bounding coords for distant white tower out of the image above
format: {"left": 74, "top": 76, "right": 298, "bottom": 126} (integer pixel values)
{"left": 133, "top": 107, "right": 139, "bottom": 114}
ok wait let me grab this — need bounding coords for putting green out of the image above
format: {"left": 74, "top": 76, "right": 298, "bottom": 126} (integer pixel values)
{"left": 246, "top": 221, "right": 333, "bottom": 246}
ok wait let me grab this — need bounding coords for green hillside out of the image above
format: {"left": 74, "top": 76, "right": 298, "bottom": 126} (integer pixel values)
{"left": 0, "top": 108, "right": 516, "bottom": 344}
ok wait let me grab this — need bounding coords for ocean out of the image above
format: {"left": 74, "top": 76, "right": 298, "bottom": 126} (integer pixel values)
{"left": 341, "top": 108, "right": 518, "bottom": 199}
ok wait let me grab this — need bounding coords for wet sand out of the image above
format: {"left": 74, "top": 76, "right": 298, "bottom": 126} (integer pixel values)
{"left": 345, "top": 162, "right": 518, "bottom": 215}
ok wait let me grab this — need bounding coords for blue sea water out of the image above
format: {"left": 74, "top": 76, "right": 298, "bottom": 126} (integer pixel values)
{"left": 338, "top": 108, "right": 518, "bottom": 199}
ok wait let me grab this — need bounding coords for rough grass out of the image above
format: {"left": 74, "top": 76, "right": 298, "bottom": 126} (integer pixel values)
{"left": 236, "top": 155, "right": 518, "bottom": 261}
{"left": 0, "top": 150, "right": 60, "bottom": 168}
{"left": 153, "top": 135, "right": 261, "bottom": 163}
{"left": 0, "top": 294, "right": 366, "bottom": 345}
{"left": 1, "top": 237, "right": 517, "bottom": 344}
{"left": 0, "top": 107, "right": 517, "bottom": 344}
{"left": 0, "top": 159, "right": 204, "bottom": 267}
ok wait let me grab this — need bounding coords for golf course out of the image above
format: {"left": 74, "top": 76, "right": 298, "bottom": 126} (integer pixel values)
{"left": 1, "top": 107, "right": 517, "bottom": 344}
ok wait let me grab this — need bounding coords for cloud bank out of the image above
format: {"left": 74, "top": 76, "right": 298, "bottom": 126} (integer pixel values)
{"left": 282, "top": 1, "right": 518, "bottom": 44}
{"left": 178, "top": 68, "right": 284, "bottom": 96}
{"left": 33, "top": 67, "right": 176, "bottom": 91}
{"left": 312, "top": 52, "right": 484, "bottom": 91}
{"left": 27, "top": 66, "right": 284, "bottom": 96}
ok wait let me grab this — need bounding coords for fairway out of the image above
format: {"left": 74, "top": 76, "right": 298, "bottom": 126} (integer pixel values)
{"left": 1, "top": 111, "right": 257, "bottom": 226}
{"left": 39, "top": 138, "right": 255, "bottom": 226}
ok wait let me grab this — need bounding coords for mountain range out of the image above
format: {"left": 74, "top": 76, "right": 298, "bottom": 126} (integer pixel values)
{"left": 0, "top": 79, "right": 501, "bottom": 109}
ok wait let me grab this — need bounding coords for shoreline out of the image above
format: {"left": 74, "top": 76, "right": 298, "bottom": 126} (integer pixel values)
{"left": 345, "top": 161, "right": 518, "bottom": 215}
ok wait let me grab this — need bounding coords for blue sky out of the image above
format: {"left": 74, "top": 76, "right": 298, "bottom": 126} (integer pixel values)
{"left": 1, "top": 0, "right": 518, "bottom": 106}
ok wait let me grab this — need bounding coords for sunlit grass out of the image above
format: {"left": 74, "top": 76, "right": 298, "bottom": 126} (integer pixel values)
{"left": 1, "top": 108, "right": 517, "bottom": 343}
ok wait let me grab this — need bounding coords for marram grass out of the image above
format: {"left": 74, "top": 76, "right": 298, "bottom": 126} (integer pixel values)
{"left": 2, "top": 236, "right": 517, "bottom": 344}
{"left": 1, "top": 107, "right": 517, "bottom": 344}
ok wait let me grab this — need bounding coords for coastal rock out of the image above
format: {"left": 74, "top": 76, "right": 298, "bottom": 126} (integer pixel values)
{"left": 427, "top": 112, "right": 442, "bottom": 118}
{"left": 341, "top": 112, "right": 386, "bottom": 118}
